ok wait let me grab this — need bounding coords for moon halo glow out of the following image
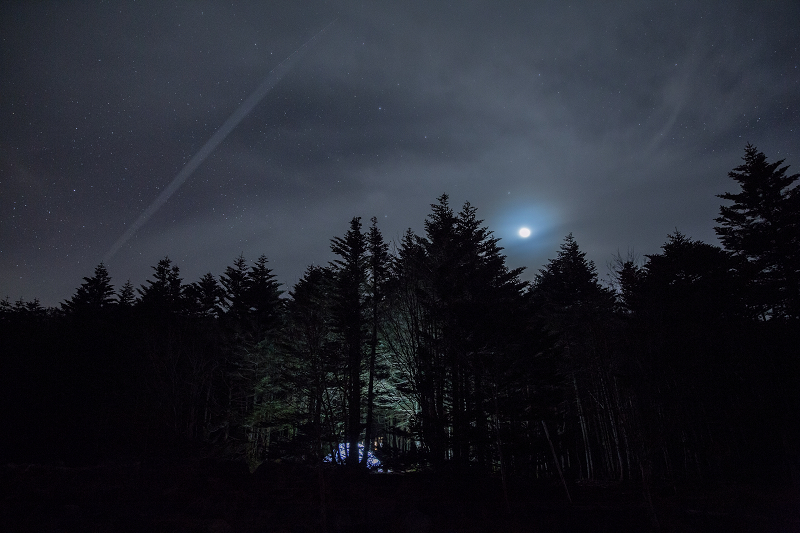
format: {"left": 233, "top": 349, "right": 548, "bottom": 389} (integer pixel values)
{"left": 518, "top": 227, "right": 531, "bottom": 238}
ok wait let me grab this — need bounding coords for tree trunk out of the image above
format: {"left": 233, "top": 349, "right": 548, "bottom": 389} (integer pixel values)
{"left": 542, "top": 420, "right": 572, "bottom": 503}
{"left": 492, "top": 385, "right": 511, "bottom": 513}
{"left": 361, "top": 313, "right": 378, "bottom": 468}
{"left": 573, "top": 373, "right": 593, "bottom": 480}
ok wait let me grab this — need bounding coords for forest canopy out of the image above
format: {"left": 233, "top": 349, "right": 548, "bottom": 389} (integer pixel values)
{"left": 1, "top": 146, "right": 798, "bottom": 491}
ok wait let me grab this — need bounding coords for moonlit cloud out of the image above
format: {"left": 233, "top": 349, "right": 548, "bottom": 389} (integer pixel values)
{"left": 103, "top": 21, "right": 335, "bottom": 262}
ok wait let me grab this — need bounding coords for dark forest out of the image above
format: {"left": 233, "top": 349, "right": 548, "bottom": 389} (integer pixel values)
{"left": 2, "top": 145, "right": 799, "bottom": 531}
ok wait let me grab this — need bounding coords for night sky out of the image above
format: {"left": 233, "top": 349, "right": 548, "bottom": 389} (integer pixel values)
{"left": 3, "top": 1, "right": 799, "bottom": 307}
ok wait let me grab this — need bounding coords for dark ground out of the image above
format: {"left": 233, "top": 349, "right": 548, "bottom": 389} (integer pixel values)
{"left": 2, "top": 459, "right": 798, "bottom": 532}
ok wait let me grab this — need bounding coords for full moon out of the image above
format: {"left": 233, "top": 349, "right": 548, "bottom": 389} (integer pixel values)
{"left": 518, "top": 227, "right": 531, "bottom": 238}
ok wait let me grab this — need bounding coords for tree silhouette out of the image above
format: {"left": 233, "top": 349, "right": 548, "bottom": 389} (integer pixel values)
{"left": 530, "top": 234, "right": 618, "bottom": 481}
{"left": 284, "top": 265, "right": 339, "bottom": 462}
{"left": 362, "top": 217, "right": 390, "bottom": 467}
{"left": 247, "top": 254, "right": 284, "bottom": 339}
{"left": 117, "top": 279, "right": 136, "bottom": 307}
{"left": 381, "top": 228, "right": 430, "bottom": 463}
{"left": 62, "top": 262, "right": 115, "bottom": 313}
{"left": 138, "top": 256, "right": 183, "bottom": 313}
{"left": 8, "top": 190, "right": 799, "bottom": 492}
{"left": 330, "top": 217, "right": 368, "bottom": 467}
{"left": 381, "top": 195, "right": 532, "bottom": 471}
{"left": 220, "top": 254, "right": 251, "bottom": 324}
{"left": 715, "top": 144, "right": 800, "bottom": 319}
{"left": 186, "top": 272, "right": 224, "bottom": 317}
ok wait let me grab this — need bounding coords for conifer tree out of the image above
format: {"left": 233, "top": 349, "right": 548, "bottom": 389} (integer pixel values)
{"left": 138, "top": 257, "right": 183, "bottom": 312}
{"left": 532, "top": 234, "right": 612, "bottom": 315}
{"left": 247, "top": 254, "right": 284, "bottom": 338}
{"left": 530, "top": 234, "right": 616, "bottom": 481}
{"left": 626, "top": 232, "right": 757, "bottom": 484}
{"left": 187, "top": 273, "right": 224, "bottom": 317}
{"left": 416, "top": 194, "right": 460, "bottom": 466}
{"left": 715, "top": 144, "right": 800, "bottom": 319}
{"left": 285, "top": 265, "right": 338, "bottom": 461}
{"left": 385, "top": 195, "right": 530, "bottom": 470}
{"left": 330, "top": 217, "right": 368, "bottom": 467}
{"left": 362, "top": 217, "right": 390, "bottom": 467}
{"left": 62, "top": 262, "right": 115, "bottom": 313}
{"left": 381, "top": 228, "right": 429, "bottom": 460}
{"left": 220, "top": 254, "right": 251, "bottom": 322}
{"left": 117, "top": 280, "right": 137, "bottom": 307}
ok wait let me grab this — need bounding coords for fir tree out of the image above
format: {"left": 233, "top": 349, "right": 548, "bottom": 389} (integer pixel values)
{"left": 330, "top": 217, "right": 368, "bottom": 467}
{"left": 247, "top": 254, "right": 284, "bottom": 338}
{"left": 62, "top": 262, "right": 115, "bottom": 313}
{"left": 187, "top": 272, "right": 224, "bottom": 317}
{"left": 715, "top": 144, "right": 800, "bottom": 319}
{"left": 117, "top": 280, "right": 137, "bottom": 307}
{"left": 138, "top": 257, "right": 183, "bottom": 312}
{"left": 362, "top": 217, "right": 390, "bottom": 467}
{"left": 220, "top": 254, "right": 251, "bottom": 321}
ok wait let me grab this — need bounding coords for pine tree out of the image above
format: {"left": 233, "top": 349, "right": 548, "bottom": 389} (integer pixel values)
{"left": 247, "top": 254, "right": 284, "bottom": 338}
{"left": 62, "top": 262, "right": 115, "bottom": 313}
{"left": 715, "top": 144, "right": 800, "bottom": 319}
{"left": 382, "top": 228, "right": 429, "bottom": 462}
{"left": 385, "top": 195, "right": 531, "bottom": 471}
{"left": 186, "top": 272, "right": 224, "bottom": 317}
{"left": 627, "top": 232, "right": 756, "bottom": 484}
{"left": 609, "top": 253, "right": 644, "bottom": 316}
{"left": 330, "top": 217, "right": 368, "bottom": 467}
{"left": 117, "top": 280, "right": 137, "bottom": 307}
{"left": 362, "top": 217, "right": 390, "bottom": 467}
{"left": 220, "top": 254, "right": 251, "bottom": 322}
{"left": 416, "top": 194, "right": 460, "bottom": 467}
{"left": 530, "top": 234, "right": 616, "bottom": 481}
{"left": 285, "top": 265, "right": 338, "bottom": 462}
{"left": 532, "top": 234, "right": 612, "bottom": 316}
{"left": 138, "top": 257, "right": 183, "bottom": 312}
{"left": 643, "top": 231, "right": 748, "bottom": 323}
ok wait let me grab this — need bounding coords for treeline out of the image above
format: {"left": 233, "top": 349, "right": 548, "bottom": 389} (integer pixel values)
{"left": 1, "top": 144, "right": 798, "bottom": 490}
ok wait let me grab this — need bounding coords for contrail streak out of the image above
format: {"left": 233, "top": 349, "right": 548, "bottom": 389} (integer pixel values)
{"left": 104, "top": 21, "right": 335, "bottom": 262}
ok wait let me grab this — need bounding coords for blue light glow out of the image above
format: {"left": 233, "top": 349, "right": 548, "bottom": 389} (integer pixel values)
{"left": 324, "top": 442, "right": 381, "bottom": 468}
{"left": 489, "top": 202, "right": 560, "bottom": 250}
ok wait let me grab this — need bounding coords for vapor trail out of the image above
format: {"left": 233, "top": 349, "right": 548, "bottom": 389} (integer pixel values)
{"left": 104, "top": 21, "right": 335, "bottom": 262}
